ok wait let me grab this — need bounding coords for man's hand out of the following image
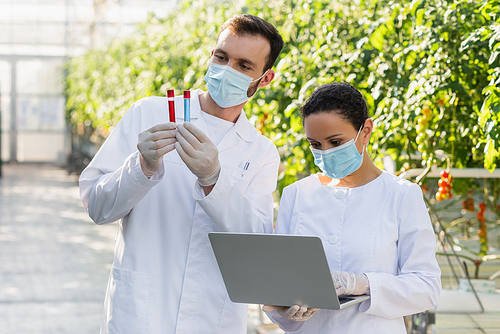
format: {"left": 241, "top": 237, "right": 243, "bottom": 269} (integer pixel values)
{"left": 331, "top": 270, "right": 370, "bottom": 296}
{"left": 262, "top": 305, "right": 318, "bottom": 322}
{"left": 175, "top": 122, "right": 221, "bottom": 187}
{"left": 137, "top": 123, "right": 177, "bottom": 178}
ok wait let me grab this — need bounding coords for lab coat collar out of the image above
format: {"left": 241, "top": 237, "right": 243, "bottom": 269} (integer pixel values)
{"left": 215, "top": 111, "right": 257, "bottom": 153}
{"left": 190, "top": 89, "right": 202, "bottom": 119}
{"left": 193, "top": 90, "right": 258, "bottom": 143}
{"left": 233, "top": 110, "right": 258, "bottom": 143}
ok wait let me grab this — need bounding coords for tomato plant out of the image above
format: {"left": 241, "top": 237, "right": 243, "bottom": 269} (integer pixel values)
{"left": 65, "top": 0, "right": 500, "bottom": 184}
{"left": 64, "top": 0, "right": 500, "bottom": 270}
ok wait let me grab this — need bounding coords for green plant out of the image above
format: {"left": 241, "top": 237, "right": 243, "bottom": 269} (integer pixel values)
{"left": 65, "top": 0, "right": 500, "bottom": 192}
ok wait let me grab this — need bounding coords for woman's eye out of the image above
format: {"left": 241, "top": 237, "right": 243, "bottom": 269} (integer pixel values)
{"left": 331, "top": 140, "right": 341, "bottom": 146}
{"left": 310, "top": 143, "right": 320, "bottom": 148}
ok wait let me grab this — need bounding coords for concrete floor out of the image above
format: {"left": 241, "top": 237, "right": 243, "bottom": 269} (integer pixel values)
{"left": 0, "top": 164, "right": 116, "bottom": 333}
{"left": 0, "top": 164, "right": 276, "bottom": 334}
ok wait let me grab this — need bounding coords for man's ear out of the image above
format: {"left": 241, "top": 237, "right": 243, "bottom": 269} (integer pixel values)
{"left": 258, "top": 69, "right": 275, "bottom": 88}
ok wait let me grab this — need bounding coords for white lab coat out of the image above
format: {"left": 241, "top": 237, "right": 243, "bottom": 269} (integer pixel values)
{"left": 268, "top": 171, "right": 441, "bottom": 333}
{"left": 79, "top": 89, "right": 279, "bottom": 334}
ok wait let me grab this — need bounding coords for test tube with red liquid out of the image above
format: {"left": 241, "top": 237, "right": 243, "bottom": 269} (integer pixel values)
{"left": 167, "top": 89, "right": 175, "bottom": 123}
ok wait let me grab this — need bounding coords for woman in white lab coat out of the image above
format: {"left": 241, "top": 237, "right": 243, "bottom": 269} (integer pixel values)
{"left": 263, "top": 82, "right": 441, "bottom": 333}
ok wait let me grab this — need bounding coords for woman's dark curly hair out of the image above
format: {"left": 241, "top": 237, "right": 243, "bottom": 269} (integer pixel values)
{"left": 300, "top": 82, "right": 368, "bottom": 130}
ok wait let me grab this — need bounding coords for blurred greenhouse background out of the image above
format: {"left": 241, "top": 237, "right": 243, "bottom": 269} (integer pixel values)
{"left": 0, "top": 0, "right": 176, "bottom": 165}
{"left": 60, "top": 1, "right": 500, "bottom": 329}
{"left": 1, "top": 0, "right": 499, "bottom": 189}
{"left": 1, "top": 0, "right": 500, "bottom": 332}
{"left": 60, "top": 0, "right": 500, "bottom": 192}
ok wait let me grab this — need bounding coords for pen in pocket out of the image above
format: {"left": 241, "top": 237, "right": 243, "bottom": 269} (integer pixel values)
{"left": 241, "top": 160, "right": 250, "bottom": 177}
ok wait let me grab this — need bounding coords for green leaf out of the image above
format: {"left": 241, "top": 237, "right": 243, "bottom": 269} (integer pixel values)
{"left": 415, "top": 8, "right": 425, "bottom": 26}
{"left": 484, "top": 138, "right": 498, "bottom": 172}
{"left": 370, "top": 24, "right": 388, "bottom": 51}
{"left": 489, "top": 50, "right": 500, "bottom": 64}
{"left": 410, "top": 0, "right": 422, "bottom": 16}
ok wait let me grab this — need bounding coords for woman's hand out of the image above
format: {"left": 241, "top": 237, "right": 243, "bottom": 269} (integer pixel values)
{"left": 331, "top": 270, "right": 370, "bottom": 296}
{"left": 262, "top": 304, "right": 318, "bottom": 321}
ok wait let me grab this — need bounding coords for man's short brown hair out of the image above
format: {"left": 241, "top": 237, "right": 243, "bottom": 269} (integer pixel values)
{"left": 220, "top": 14, "right": 284, "bottom": 73}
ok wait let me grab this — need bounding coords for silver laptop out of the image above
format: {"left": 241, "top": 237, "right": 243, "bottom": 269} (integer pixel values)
{"left": 208, "top": 232, "right": 369, "bottom": 310}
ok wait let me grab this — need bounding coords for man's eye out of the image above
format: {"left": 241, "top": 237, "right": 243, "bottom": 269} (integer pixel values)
{"left": 214, "top": 55, "right": 225, "bottom": 61}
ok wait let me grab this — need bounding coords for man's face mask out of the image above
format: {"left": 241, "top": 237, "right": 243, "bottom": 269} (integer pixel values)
{"left": 310, "top": 125, "right": 364, "bottom": 180}
{"left": 204, "top": 63, "right": 268, "bottom": 108}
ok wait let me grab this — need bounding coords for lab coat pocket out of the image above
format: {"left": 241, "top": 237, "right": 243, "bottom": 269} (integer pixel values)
{"left": 230, "top": 166, "right": 252, "bottom": 189}
{"left": 107, "top": 267, "right": 151, "bottom": 334}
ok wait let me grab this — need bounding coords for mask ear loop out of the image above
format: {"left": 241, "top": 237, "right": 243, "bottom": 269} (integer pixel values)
{"left": 251, "top": 69, "right": 270, "bottom": 82}
{"left": 248, "top": 69, "right": 270, "bottom": 98}
{"left": 354, "top": 123, "right": 365, "bottom": 155}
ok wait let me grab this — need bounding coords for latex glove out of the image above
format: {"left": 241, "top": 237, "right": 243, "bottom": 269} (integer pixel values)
{"left": 175, "top": 122, "right": 221, "bottom": 186}
{"left": 262, "top": 305, "right": 318, "bottom": 322}
{"left": 331, "top": 270, "right": 370, "bottom": 296}
{"left": 137, "top": 123, "right": 177, "bottom": 178}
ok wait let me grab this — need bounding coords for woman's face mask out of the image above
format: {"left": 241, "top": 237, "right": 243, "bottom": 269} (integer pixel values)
{"left": 204, "top": 63, "right": 268, "bottom": 108}
{"left": 310, "top": 125, "right": 364, "bottom": 179}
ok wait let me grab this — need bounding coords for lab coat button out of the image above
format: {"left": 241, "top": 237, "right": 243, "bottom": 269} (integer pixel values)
{"left": 328, "top": 235, "right": 338, "bottom": 245}
{"left": 335, "top": 191, "right": 345, "bottom": 199}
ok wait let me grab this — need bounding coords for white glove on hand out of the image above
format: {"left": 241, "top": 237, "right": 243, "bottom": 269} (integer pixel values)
{"left": 137, "top": 123, "right": 177, "bottom": 178}
{"left": 331, "top": 270, "right": 370, "bottom": 296}
{"left": 262, "top": 304, "right": 318, "bottom": 322}
{"left": 175, "top": 122, "right": 221, "bottom": 186}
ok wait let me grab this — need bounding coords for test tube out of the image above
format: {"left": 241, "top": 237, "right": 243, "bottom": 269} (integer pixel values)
{"left": 184, "top": 90, "right": 190, "bottom": 122}
{"left": 167, "top": 89, "right": 175, "bottom": 123}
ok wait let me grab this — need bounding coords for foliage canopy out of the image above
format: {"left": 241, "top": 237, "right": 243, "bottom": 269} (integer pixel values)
{"left": 65, "top": 0, "right": 500, "bottom": 189}
{"left": 65, "top": 0, "right": 500, "bottom": 272}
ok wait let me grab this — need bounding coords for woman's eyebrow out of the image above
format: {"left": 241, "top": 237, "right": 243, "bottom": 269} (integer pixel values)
{"left": 324, "top": 134, "right": 342, "bottom": 140}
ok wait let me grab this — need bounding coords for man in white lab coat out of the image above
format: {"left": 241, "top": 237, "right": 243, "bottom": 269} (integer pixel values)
{"left": 79, "top": 14, "right": 284, "bottom": 334}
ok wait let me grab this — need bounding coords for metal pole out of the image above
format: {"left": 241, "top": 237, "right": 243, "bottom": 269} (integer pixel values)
{"left": 0, "top": 81, "right": 2, "bottom": 177}
{"left": 10, "top": 58, "right": 17, "bottom": 163}
{"left": 399, "top": 166, "right": 500, "bottom": 179}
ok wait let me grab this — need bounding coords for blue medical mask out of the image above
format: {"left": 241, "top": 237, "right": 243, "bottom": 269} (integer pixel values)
{"left": 311, "top": 125, "right": 365, "bottom": 179}
{"left": 204, "top": 63, "right": 267, "bottom": 108}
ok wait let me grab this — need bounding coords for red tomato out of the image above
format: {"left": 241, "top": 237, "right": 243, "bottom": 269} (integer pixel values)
{"left": 438, "top": 187, "right": 449, "bottom": 195}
